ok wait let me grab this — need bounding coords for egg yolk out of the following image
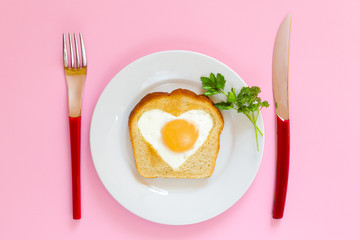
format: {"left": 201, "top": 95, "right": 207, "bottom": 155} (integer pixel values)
{"left": 161, "top": 119, "right": 199, "bottom": 152}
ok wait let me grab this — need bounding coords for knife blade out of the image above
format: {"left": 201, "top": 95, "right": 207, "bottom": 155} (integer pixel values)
{"left": 272, "top": 14, "right": 291, "bottom": 219}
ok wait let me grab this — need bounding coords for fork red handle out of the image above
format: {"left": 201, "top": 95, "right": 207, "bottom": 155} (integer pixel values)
{"left": 273, "top": 115, "right": 290, "bottom": 219}
{"left": 69, "top": 116, "right": 81, "bottom": 219}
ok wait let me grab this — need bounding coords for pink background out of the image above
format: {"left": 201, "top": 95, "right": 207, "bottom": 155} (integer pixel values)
{"left": 1, "top": 0, "right": 359, "bottom": 239}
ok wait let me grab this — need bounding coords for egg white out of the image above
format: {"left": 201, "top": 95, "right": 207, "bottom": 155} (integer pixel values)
{"left": 137, "top": 109, "right": 213, "bottom": 169}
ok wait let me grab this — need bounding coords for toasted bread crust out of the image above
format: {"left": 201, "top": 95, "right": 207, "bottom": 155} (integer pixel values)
{"left": 129, "top": 89, "right": 223, "bottom": 121}
{"left": 129, "top": 89, "right": 224, "bottom": 178}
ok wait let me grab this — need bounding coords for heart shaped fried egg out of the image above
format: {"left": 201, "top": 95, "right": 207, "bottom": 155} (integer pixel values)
{"left": 137, "top": 109, "right": 213, "bottom": 169}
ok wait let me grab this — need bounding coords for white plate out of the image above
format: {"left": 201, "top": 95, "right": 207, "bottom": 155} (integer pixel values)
{"left": 90, "top": 50, "right": 264, "bottom": 225}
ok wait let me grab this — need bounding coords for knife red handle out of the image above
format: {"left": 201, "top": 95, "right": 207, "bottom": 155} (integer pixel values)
{"left": 273, "top": 115, "right": 290, "bottom": 219}
{"left": 69, "top": 116, "right": 81, "bottom": 219}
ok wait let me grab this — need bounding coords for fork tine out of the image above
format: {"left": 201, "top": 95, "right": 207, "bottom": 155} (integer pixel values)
{"left": 63, "top": 33, "right": 68, "bottom": 68}
{"left": 68, "top": 33, "right": 74, "bottom": 68}
{"left": 74, "top": 33, "right": 80, "bottom": 68}
{"left": 79, "top": 33, "right": 87, "bottom": 67}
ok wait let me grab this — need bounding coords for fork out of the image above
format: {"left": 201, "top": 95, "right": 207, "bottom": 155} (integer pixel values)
{"left": 63, "top": 33, "right": 87, "bottom": 220}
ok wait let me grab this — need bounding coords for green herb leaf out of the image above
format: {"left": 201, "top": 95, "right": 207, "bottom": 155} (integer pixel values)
{"left": 261, "top": 101, "right": 270, "bottom": 108}
{"left": 227, "top": 88, "right": 236, "bottom": 103}
{"left": 200, "top": 77, "right": 213, "bottom": 90}
{"left": 210, "top": 73, "right": 216, "bottom": 85}
{"left": 204, "top": 89, "right": 220, "bottom": 96}
{"left": 215, "top": 102, "right": 233, "bottom": 110}
{"left": 216, "top": 73, "right": 226, "bottom": 89}
{"left": 200, "top": 73, "right": 269, "bottom": 151}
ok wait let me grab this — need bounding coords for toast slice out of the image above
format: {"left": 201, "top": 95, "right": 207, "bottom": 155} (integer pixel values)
{"left": 128, "top": 89, "right": 224, "bottom": 178}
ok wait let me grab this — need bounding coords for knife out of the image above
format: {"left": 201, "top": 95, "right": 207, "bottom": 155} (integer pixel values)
{"left": 272, "top": 15, "right": 291, "bottom": 219}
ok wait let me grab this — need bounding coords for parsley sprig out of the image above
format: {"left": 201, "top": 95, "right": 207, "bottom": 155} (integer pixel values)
{"left": 201, "top": 73, "right": 269, "bottom": 151}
